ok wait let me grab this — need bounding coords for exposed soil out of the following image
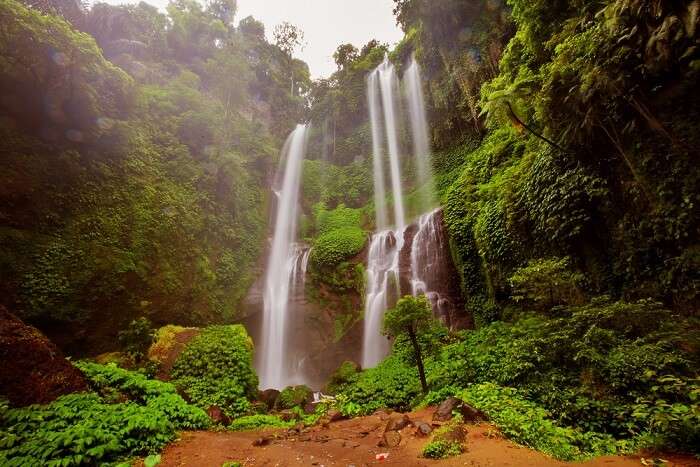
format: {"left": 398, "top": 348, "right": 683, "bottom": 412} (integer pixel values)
{"left": 158, "top": 407, "right": 700, "bottom": 467}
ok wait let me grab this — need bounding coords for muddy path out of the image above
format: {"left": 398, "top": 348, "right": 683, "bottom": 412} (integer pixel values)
{"left": 158, "top": 408, "right": 700, "bottom": 467}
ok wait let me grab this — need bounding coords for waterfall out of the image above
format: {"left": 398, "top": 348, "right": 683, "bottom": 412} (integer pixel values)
{"left": 362, "top": 56, "right": 407, "bottom": 368}
{"left": 259, "top": 124, "right": 309, "bottom": 390}
{"left": 367, "top": 71, "right": 388, "bottom": 230}
{"left": 404, "top": 55, "right": 436, "bottom": 212}
{"left": 362, "top": 230, "right": 401, "bottom": 368}
{"left": 410, "top": 209, "right": 455, "bottom": 324}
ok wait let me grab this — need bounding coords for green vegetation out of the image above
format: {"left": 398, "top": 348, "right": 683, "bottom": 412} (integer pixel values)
{"left": 336, "top": 297, "right": 699, "bottom": 457}
{"left": 276, "top": 385, "right": 313, "bottom": 410}
{"left": 422, "top": 439, "right": 463, "bottom": 459}
{"left": 228, "top": 414, "right": 292, "bottom": 432}
{"left": 171, "top": 325, "right": 258, "bottom": 418}
{"left": 383, "top": 295, "right": 434, "bottom": 394}
{"left": 0, "top": 364, "right": 209, "bottom": 466}
{"left": 0, "top": 0, "right": 306, "bottom": 351}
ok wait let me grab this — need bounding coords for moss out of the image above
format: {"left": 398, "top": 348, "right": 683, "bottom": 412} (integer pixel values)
{"left": 276, "top": 385, "right": 313, "bottom": 410}
{"left": 147, "top": 325, "right": 197, "bottom": 364}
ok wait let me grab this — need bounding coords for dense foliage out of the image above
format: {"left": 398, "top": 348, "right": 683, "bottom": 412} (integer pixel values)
{"left": 0, "top": 363, "right": 209, "bottom": 466}
{"left": 171, "top": 325, "right": 258, "bottom": 418}
{"left": 336, "top": 298, "right": 699, "bottom": 456}
{"left": 0, "top": 0, "right": 306, "bottom": 353}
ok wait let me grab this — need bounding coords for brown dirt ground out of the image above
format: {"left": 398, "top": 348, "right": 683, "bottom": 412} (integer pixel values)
{"left": 157, "top": 407, "right": 700, "bottom": 467}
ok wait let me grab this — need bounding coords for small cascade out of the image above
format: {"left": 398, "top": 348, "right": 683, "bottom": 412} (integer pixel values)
{"left": 259, "top": 124, "right": 309, "bottom": 390}
{"left": 362, "top": 229, "right": 402, "bottom": 368}
{"left": 409, "top": 209, "right": 457, "bottom": 325}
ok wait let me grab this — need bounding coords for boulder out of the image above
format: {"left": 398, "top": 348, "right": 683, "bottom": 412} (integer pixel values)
{"left": 433, "top": 396, "right": 462, "bottom": 422}
{"left": 460, "top": 402, "right": 488, "bottom": 423}
{"left": 415, "top": 421, "right": 433, "bottom": 437}
{"left": 433, "top": 396, "right": 488, "bottom": 423}
{"left": 378, "top": 430, "right": 402, "bottom": 448}
{"left": 207, "top": 405, "right": 231, "bottom": 425}
{"left": 147, "top": 325, "right": 200, "bottom": 380}
{"left": 435, "top": 424, "right": 467, "bottom": 444}
{"left": 385, "top": 414, "right": 412, "bottom": 431}
{"left": 0, "top": 306, "right": 87, "bottom": 406}
{"left": 259, "top": 388, "right": 280, "bottom": 410}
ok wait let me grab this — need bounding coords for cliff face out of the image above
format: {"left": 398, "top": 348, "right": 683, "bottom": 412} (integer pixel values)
{"left": 0, "top": 306, "right": 87, "bottom": 406}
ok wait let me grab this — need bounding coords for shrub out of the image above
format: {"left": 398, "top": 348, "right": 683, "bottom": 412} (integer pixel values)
{"left": 509, "top": 257, "right": 585, "bottom": 310}
{"left": 118, "top": 317, "right": 154, "bottom": 361}
{"left": 310, "top": 227, "right": 366, "bottom": 268}
{"left": 0, "top": 364, "right": 209, "bottom": 466}
{"left": 324, "top": 361, "right": 360, "bottom": 395}
{"left": 338, "top": 356, "right": 421, "bottom": 414}
{"left": 228, "top": 415, "right": 292, "bottom": 431}
{"left": 422, "top": 439, "right": 463, "bottom": 459}
{"left": 459, "top": 384, "right": 625, "bottom": 461}
{"left": 276, "top": 385, "right": 313, "bottom": 410}
{"left": 171, "top": 325, "right": 258, "bottom": 418}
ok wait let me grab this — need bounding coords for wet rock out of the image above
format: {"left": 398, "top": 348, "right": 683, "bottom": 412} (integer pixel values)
{"left": 0, "top": 306, "right": 87, "bottom": 406}
{"left": 433, "top": 396, "right": 463, "bottom": 422}
{"left": 385, "top": 414, "right": 412, "bottom": 431}
{"left": 378, "top": 430, "right": 401, "bottom": 448}
{"left": 206, "top": 405, "right": 231, "bottom": 425}
{"left": 259, "top": 388, "right": 280, "bottom": 410}
{"left": 415, "top": 421, "right": 433, "bottom": 437}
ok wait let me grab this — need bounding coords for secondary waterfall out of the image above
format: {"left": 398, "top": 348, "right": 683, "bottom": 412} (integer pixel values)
{"left": 362, "top": 56, "right": 407, "bottom": 368}
{"left": 362, "top": 56, "right": 450, "bottom": 367}
{"left": 259, "top": 124, "right": 309, "bottom": 389}
{"left": 404, "top": 56, "right": 436, "bottom": 212}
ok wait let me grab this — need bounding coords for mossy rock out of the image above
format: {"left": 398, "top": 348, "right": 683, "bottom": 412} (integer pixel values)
{"left": 147, "top": 325, "right": 200, "bottom": 380}
{"left": 276, "top": 385, "right": 314, "bottom": 410}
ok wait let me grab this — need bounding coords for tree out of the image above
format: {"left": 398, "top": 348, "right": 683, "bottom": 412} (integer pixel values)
{"left": 272, "top": 21, "right": 304, "bottom": 57}
{"left": 333, "top": 43, "right": 358, "bottom": 70}
{"left": 206, "top": 0, "right": 236, "bottom": 26}
{"left": 383, "top": 294, "right": 433, "bottom": 394}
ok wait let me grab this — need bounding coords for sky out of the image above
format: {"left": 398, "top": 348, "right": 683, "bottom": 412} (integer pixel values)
{"left": 93, "top": 0, "right": 404, "bottom": 79}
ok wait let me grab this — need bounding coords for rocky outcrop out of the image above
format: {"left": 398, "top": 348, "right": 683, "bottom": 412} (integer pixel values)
{"left": 0, "top": 306, "right": 87, "bottom": 406}
{"left": 147, "top": 325, "right": 200, "bottom": 380}
{"left": 398, "top": 210, "right": 470, "bottom": 330}
{"left": 433, "top": 396, "right": 488, "bottom": 423}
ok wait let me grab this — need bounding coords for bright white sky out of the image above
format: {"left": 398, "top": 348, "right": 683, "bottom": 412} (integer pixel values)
{"left": 92, "top": 0, "right": 404, "bottom": 78}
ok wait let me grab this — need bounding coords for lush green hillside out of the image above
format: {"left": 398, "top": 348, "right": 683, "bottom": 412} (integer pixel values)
{"left": 0, "top": 0, "right": 306, "bottom": 352}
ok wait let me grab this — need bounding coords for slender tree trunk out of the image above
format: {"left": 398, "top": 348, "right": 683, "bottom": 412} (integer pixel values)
{"left": 407, "top": 327, "right": 428, "bottom": 394}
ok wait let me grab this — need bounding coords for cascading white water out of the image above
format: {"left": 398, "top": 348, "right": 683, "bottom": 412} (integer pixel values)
{"left": 377, "top": 57, "right": 406, "bottom": 231}
{"left": 362, "top": 230, "right": 401, "bottom": 368}
{"left": 362, "top": 56, "right": 407, "bottom": 368}
{"left": 259, "top": 124, "right": 309, "bottom": 389}
{"left": 367, "top": 71, "right": 389, "bottom": 230}
{"left": 410, "top": 209, "right": 454, "bottom": 321}
{"left": 404, "top": 55, "right": 436, "bottom": 212}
